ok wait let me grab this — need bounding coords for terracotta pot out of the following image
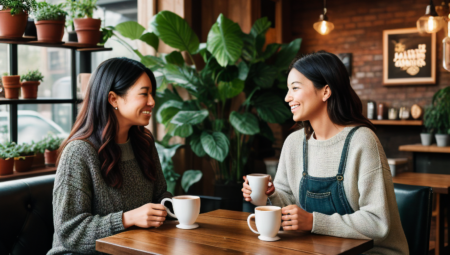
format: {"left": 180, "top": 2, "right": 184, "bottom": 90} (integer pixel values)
{"left": 21, "top": 81, "right": 40, "bottom": 99}
{"left": 0, "top": 158, "right": 14, "bottom": 175}
{"left": 2, "top": 75, "right": 21, "bottom": 99}
{"left": 35, "top": 20, "right": 65, "bottom": 43}
{"left": 44, "top": 149, "right": 58, "bottom": 166}
{"left": 14, "top": 155, "right": 35, "bottom": 172}
{"left": 32, "top": 153, "right": 45, "bottom": 168}
{"left": 74, "top": 18, "right": 101, "bottom": 45}
{"left": 0, "top": 10, "right": 28, "bottom": 38}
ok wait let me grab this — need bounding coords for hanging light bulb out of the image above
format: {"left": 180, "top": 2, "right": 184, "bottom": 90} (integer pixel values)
{"left": 417, "top": 0, "right": 445, "bottom": 33}
{"left": 313, "top": 0, "right": 334, "bottom": 35}
{"left": 443, "top": 15, "right": 450, "bottom": 71}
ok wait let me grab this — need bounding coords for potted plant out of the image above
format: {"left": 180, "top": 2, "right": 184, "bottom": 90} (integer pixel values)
{"left": 1, "top": 72, "right": 21, "bottom": 99}
{"left": 41, "top": 133, "right": 63, "bottom": 166}
{"left": 72, "top": 0, "right": 101, "bottom": 45}
{"left": 431, "top": 87, "right": 450, "bottom": 147}
{"left": 421, "top": 105, "right": 434, "bottom": 146}
{"left": 155, "top": 140, "right": 203, "bottom": 195}
{"left": 34, "top": 1, "right": 67, "bottom": 43}
{"left": 20, "top": 70, "right": 43, "bottom": 99}
{"left": 0, "top": 141, "right": 19, "bottom": 175}
{"left": 110, "top": 12, "right": 299, "bottom": 210}
{"left": 0, "top": 0, "right": 37, "bottom": 38}
{"left": 14, "top": 142, "right": 35, "bottom": 172}
{"left": 31, "top": 139, "right": 46, "bottom": 168}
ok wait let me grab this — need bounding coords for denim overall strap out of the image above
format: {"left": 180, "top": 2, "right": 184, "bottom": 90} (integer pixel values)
{"left": 337, "top": 126, "right": 362, "bottom": 177}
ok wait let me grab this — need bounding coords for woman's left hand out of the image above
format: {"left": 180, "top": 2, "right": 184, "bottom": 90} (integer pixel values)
{"left": 281, "top": 205, "right": 313, "bottom": 232}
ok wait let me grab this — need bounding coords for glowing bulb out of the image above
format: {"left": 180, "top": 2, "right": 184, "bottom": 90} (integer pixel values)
{"left": 428, "top": 16, "right": 436, "bottom": 31}
{"left": 321, "top": 21, "right": 327, "bottom": 34}
{"left": 313, "top": 20, "right": 334, "bottom": 35}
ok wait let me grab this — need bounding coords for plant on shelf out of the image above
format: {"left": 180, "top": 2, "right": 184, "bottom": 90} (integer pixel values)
{"left": 108, "top": 11, "right": 300, "bottom": 209}
{"left": 34, "top": 1, "right": 67, "bottom": 43}
{"left": 430, "top": 86, "right": 450, "bottom": 147}
{"left": 68, "top": 0, "right": 101, "bottom": 45}
{"left": 40, "top": 133, "right": 64, "bottom": 166}
{"left": 65, "top": 0, "right": 82, "bottom": 42}
{"left": 155, "top": 139, "right": 203, "bottom": 195}
{"left": 14, "top": 142, "right": 35, "bottom": 172}
{"left": 0, "top": 0, "right": 37, "bottom": 38}
{"left": 1, "top": 72, "right": 21, "bottom": 99}
{"left": 0, "top": 141, "right": 19, "bottom": 175}
{"left": 21, "top": 70, "right": 44, "bottom": 99}
{"left": 421, "top": 105, "right": 434, "bottom": 146}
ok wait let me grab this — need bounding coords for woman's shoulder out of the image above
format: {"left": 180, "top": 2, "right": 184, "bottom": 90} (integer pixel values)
{"left": 59, "top": 139, "right": 98, "bottom": 164}
{"left": 283, "top": 128, "right": 305, "bottom": 148}
{"left": 351, "top": 126, "right": 380, "bottom": 147}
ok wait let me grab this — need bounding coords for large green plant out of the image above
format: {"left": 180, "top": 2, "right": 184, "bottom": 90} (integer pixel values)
{"left": 430, "top": 86, "right": 450, "bottom": 134}
{"left": 109, "top": 11, "right": 300, "bottom": 184}
{"left": 155, "top": 139, "right": 202, "bottom": 194}
{"left": 0, "top": 0, "right": 37, "bottom": 15}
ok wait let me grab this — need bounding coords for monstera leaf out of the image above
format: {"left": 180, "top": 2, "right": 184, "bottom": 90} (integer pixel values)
{"left": 229, "top": 111, "right": 260, "bottom": 135}
{"left": 200, "top": 131, "right": 230, "bottom": 162}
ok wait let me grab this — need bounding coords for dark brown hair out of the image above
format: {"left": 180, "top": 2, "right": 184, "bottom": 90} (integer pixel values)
{"left": 290, "top": 51, "right": 375, "bottom": 138}
{"left": 57, "top": 57, "right": 158, "bottom": 188}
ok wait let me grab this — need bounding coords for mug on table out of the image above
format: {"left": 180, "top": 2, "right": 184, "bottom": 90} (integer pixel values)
{"left": 161, "top": 195, "right": 201, "bottom": 229}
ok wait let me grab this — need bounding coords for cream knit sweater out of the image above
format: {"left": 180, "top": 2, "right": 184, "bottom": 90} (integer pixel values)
{"left": 269, "top": 126, "right": 409, "bottom": 255}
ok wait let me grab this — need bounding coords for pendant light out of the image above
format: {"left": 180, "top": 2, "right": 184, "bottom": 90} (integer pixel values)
{"left": 443, "top": 17, "right": 450, "bottom": 70}
{"left": 313, "top": 0, "right": 334, "bottom": 35}
{"left": 417, "top": 0, "right": 445, "bottom": 33}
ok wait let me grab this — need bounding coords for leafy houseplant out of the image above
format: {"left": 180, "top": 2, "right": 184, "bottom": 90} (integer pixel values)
{"left": 431, "top": 86, "right": 450, "bottom": 147}
{"left": 109, "top": 11, "right": 300, "bottom": 208}
{"left": 34, "top": 2, "right": 67, "bottom": 43}
{"left": 71, "top": 0, "right": 101, "bottom": 45}
{"left": 40, "top": 133, "right": 64, "bottom": 166}
{"left": 421, "top": 105, "right": 434, "bottom": 146}
{"left": 65, "top": 0, "right": 82, "bottom": 42}
{"left": 14, "top": 142, "right": 35, "bottom": 172}
{"left": 155, "top": 140, "right": 203, "bottom": 195}
{"left": 0, "top": 0, "right": 37, "bottom": 38}
{"left": 21, "top": 69, "right": 44, "bottom": 99}
{"left": 0, "top": 141, "right": 19, "bottom": 175}
{"left": 1, "top": 72, "right": 21, "bottom": 99}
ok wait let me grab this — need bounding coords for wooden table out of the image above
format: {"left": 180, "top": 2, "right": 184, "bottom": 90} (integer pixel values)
{"left": 393, "top": 172, "right": 450, "bottom": 254}
{"left": 96, "top": 209, "right": 373, "bottom": 255}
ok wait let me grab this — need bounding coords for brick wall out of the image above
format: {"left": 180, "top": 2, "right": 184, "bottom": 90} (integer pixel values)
{"left": 290, "top": 0, "right": 449, "bottom": 160}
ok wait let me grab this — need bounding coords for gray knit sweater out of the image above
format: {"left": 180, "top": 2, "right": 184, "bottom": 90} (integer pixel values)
{"left": 48, "top": 139, "right": 171, "bottom": 255}
{"left": 270, "top": 127, "right": 409, "bottom": 255}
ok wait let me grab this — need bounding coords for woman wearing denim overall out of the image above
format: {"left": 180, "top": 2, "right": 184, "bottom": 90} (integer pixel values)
{"left": 242, "top": 52, "right": 408, "bottom": 254}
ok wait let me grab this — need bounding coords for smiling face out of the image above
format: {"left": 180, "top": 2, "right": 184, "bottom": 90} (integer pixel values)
{"left": 111, "top": 72, "right": 155, "bottom": 127}
{"left": 285, "top": 68, "right": 329, "bottom": 122}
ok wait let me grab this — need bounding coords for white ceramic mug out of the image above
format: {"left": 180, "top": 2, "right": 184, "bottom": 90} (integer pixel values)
{"left": 247, "top": 174, "right": 269, "bottom": 206}
{"left": 161, "top": 195, "right": 201, "bottom": 229}
{"left": 247, "top": 206, "right": 281, "bottom": 241}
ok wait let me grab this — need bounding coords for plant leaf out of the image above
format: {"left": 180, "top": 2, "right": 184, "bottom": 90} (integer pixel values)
{"left": 160, "top": 107, "right": 180, "bottom": 126}
{"left": 274, "top": 38, "right": 302, "bottom": 71}
{"left": 206, "top": 14, "right": 243, "bottom": 67}
{"left": 115, "top": 21, "right": 145, "bottom": 40}
{"left": 261, "top": 43, "right": 280, "bottom": 60}
{"left": 238, "top": 61, "right": 249, "bottom": 80}
{"left": 164, "top": 51, "right": 185, "bottom": 66}
{"left": 229, "top": 111, "right": 260, "bottom": 135}
{"left": 250, "top": 17, "right": 271, "bottom": 38}
{"left": 163, "top": 64, "right": 199, "bottom": 92}
{"left": 140, "top": 55, "right": 164, "bottom": 69}
{"left": 218, "top": 78, "right": 244, "bottom": 101}
{"left": 189, "top": 133, "right": 206, "bottom": 157}
{"left": 150, "top": 10, "right": 199, "bottom": 54}
{"left": 200, "top": 131, "right": 230, "bottom": 162}
{"left": 249, "top": 62, "right": 277, "bottom": 88}
{"left": 156, "top": 100, "right": 183, "bottom": 123}
{"left": 253, "top": 93, "right": 291, "bottom": 123}
{"left": 139, "top": 32, "right": 159, "bottom": 51}
{"left": 181, "top": 170, "right": 203, "bottom": 193}
{"left": 173, "top": 124, "right": 193, "bottom": 137}
{"left": 171, "top": 110, "right": 209, "bottom": 125}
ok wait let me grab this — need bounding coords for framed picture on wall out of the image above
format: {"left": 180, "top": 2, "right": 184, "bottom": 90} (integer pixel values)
{"left": 383, "top": 27, "right": 436, "bottom": 85}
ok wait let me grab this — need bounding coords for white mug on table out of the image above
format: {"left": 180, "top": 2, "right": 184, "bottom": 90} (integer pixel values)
{"left": 247, "top": 206, "right": 282, "bottom": 241}
{"left": 161, "top": 195, "right": 201, "bottom": 229}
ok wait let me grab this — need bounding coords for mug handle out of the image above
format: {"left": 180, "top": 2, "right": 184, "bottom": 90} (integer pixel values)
{"left": 161, "top": 198, "right": 177, "bottom": 218}
{"left": 247, "top": 214, "right": 259, "bottom": 234}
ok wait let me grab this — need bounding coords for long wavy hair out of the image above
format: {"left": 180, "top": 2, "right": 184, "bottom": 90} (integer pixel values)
{"left": 57, "top": 57, "right": 158, "bottom": 188}
{"left": 290, "top": 51, "right": 375, "bottom": 139}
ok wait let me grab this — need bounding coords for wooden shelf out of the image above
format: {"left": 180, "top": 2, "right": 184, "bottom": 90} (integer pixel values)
{"left": 0, "top": 98, "right": 83, "bottom": 105}
{"left": 399, "top": 144, "right": 450, "bottom": 153}
{"left": 0, "top": 37, "right": 112, "bottom": 52}
{"left": 370, "top": 120, "right": 423, "bottom": 126}
{"left": 0, "top": 166, "right": 56, "bottom": 182}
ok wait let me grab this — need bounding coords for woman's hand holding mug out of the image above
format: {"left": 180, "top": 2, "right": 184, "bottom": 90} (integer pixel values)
{"left": 281, "top": 204, "right": 313, "bottom": 232}
{"left": 242, "top": 175, "right": 275, "bottom": 203}
{"left": 122, "top": 203, "right": 167, "bottom": 229}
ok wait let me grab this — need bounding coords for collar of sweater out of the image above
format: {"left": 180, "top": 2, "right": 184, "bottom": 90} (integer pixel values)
{"left": 308, "top": 126, "right": 356, "bottom": 147}
{"left": 117, "top": 139, "right": 135, "bottom": 161}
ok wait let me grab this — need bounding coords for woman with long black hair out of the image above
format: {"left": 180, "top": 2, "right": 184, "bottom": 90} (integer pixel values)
{"left": 242, "top": 52, "right": 408, "bottom": 254}
{"left": 48, "top": 58, "right": 171, "bottom": 254}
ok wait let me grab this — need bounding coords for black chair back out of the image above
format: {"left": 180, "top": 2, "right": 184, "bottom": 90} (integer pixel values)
{"left": 394, "top": 183, "right": 433, "bottom": 255}
{"left": 0, "top": 175, "right": 55, "bottom": 255}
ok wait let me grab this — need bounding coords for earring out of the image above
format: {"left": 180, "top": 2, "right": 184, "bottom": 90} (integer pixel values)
{"left": 115, "top": 107, "right": 118, "bottom": 110}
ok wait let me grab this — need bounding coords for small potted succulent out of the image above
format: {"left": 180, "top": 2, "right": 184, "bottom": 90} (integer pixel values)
{"left": 431, "top": 87, "right": 450, "bottom": 147}
{"left": 0, "top": 0, "right": 37, "bottom": 38}
{"left": 71, "top": 0, "right": 101, "bottom": 45}
{"left": 1, "top": 72, "right": 21, "bottom": 99}
{"left": 21, "top": 70, "right": 43, "bottom": 99}
{"left": 34, "top": 2, "right": 67, "bottom": 43}
{"left": 0, "top": 141, "right": 19, "bottom": 175}
{"left": 41, "top": 133, "right": 63, "bottom": 166}
{"left": 14, "top": 142, "right": 35, "bottom": 172}
{"left": 31, "top": 140, "right": 46, "bottom": 168}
